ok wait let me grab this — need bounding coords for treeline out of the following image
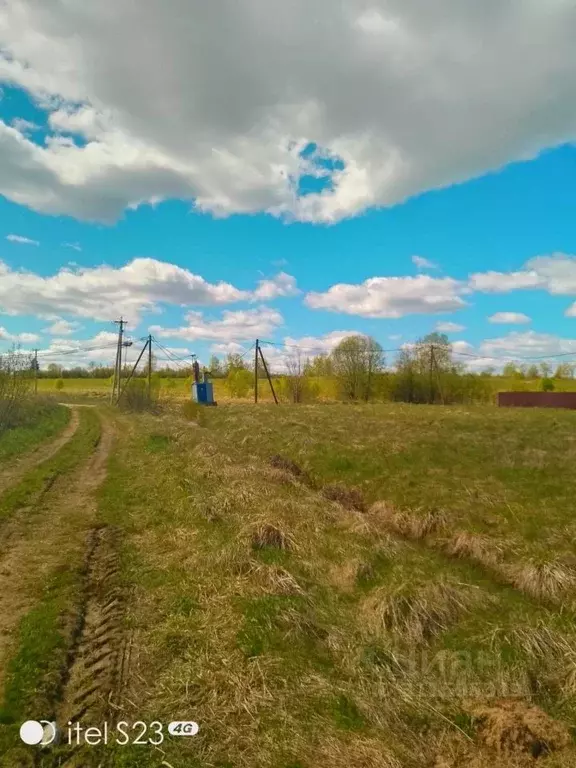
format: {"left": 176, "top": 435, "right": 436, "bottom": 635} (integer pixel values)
{"left": 6, "top": 335, "right": 567, "bottom": 406}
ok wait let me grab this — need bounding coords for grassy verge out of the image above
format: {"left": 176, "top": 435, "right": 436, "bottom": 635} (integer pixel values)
{"left": 89, "top": 407, "right": 576, "bottom": 767}
{"left": 0, "top": 407, "right": 100, "bottom": 522}
{"left": 0, "top": 399, "right": 70, "bottom": 464}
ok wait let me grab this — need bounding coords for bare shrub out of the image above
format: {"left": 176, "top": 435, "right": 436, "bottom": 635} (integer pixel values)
{"left": 119, "top": 378, "right": 160, "bottom": 413}
{"left": 0, "top": 347, "right": 33, "bottom": 433}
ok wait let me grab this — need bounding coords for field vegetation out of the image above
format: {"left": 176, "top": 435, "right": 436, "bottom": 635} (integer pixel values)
{"left": 1, "top": 339, "right": 576, "bottom": 766}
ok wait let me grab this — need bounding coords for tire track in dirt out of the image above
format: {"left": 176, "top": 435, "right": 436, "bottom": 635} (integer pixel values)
{"left": 0, "top": 406, "right": 80, "bottom": 496}
{"left": 49, "top": 525, "right": 126, "bottom": 768}
{"left": 0, "top": 411, "right": 115, "bottom": 699}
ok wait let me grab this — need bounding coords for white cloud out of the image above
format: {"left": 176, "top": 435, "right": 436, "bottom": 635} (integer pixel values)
{"left": 6, "top": 233, "right": 39, "bottom": 246}
{"left": 62, "top": 242, "right": 82, "bottom": 252}
{"left": 0, "top": 2, "right": 575, "bottom": 222}
{"left": 306, "top": 275, "right": 465, "bottom": 318}
{"left": 435, "top": 321, "right": 465, "bottom": 332}
{"left": 488, "top": 312, "right": 531, "bottom": 324}
{"left": 150, "top": 307, "right": 283, "bottom": 343}
{"left": 0, "top": 326, "right": 40, "bottom": 344}
{"left": 0, "top": 258, "right": 252, "bottom": 324}
{"left": 0, "top": 259, "right": 297, "bottom": 324}
{"left": 43, "top": 318, "right": 82, "bottom": 336}
{"left": 412, "top": 255, "right": 437, "bottom": 270}
{"left": 479, "top": 330, "right": 576, "bottom": 360}
{"left": 470, "top": 254, "right": 576, "bottom": 303}
{"left": 252, "top": 272, "right": 299, "bottom": 300}
{"left": 11, "top": 117, "right": 38, "bottom": 133}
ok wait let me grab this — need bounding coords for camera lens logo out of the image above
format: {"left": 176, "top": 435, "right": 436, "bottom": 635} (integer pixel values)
{"left": 19, "top": 720, "right": 57, "bottom": 746}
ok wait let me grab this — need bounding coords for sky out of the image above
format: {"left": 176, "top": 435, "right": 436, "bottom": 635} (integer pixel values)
{"left": 0, "top": 1, "right": 576, "bottom": 373}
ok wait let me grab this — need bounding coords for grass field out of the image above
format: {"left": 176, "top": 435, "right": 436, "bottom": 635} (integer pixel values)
{"left": 0, "top": 401, "right": 575, "bottom": 766}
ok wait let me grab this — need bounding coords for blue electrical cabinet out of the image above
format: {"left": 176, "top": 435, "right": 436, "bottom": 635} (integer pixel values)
{"left": 192, "top": 381, "right": 215, "bottom": 405}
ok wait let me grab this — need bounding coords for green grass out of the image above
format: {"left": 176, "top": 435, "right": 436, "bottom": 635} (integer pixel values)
{"left": 0, "top": 407, "right": 101, "bottom": 521}
{"left": 0, "top": 399, "right": 70, "bottom": 463}
{"left": 86, "top": 404, "right": 576, "bottom": 767}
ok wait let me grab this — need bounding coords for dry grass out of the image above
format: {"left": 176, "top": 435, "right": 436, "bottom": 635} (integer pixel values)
{"left": 469, "top": 698, "right": 571, "bottom": 757}
{"left": 370, "top": 500, "right": 446, "bottom": 539}
{"left": 362, "top": 581, "right": 475, "bottom": 644}
{"left": 443, "top": 531, "right": 504, "bottom": 568}
{"left": 322, "top": 482, "right": 366, "bottom": 512}
{"left": 507, "top": 560, "right": 576, "bottom": 602}
{"left": 251, "top": 522, "right": 294, "bottom": 551}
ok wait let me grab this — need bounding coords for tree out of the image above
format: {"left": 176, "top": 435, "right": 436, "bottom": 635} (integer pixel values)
{"left": 225, "top": 352, "right": 247, "bottom": 373}
{"left": 526, "top": 364, "right": 539, "bottom": 379}
{"left": 555, "top": 363, "right": 574, "bottom": 379}
{"left": 47, "top": 363, "right": 62, "bottom": 377}
{"left": 279, "top": 350, "right": 319, "bottom": 403}
{"left": 304, "top": 353, "right": 333, "bottom": 377}
{"left": 539, "top": 362, "right": 552, "bottom": 379}
{"left": 330, "top": 335, "right": 384, "bottom": 401}
{"left": 208, "top": 355, "right": 224, "bottom": 377}
{"left": 226, "top": 368, "right": 252, "bottom": 398}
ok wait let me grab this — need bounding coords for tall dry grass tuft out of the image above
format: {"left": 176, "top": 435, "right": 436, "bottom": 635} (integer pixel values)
{"left": 322, "top": 483, "right": 366, "bottom": 512}
{"left": 444, "top": 531, "right": 503, "bottom": 568}
{"left": 507, "top": 559, "right": 576, "bottom": 602}
{"left": 363, "top": 582, "right": 474, "bottom": 644}
{"left": 251, "top": 523, "right": 294, "bottom": 551}
{"left": 370, "top": 501, "right": 446, "bottom": 540}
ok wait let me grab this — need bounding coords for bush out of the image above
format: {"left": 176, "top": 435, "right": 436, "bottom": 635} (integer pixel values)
{"left": 55, "top": 378, "right": 64, "bottom": 391}
{"left": 542, "top": 378, "right": 555, "bottom": 392}
{"left": 119, "top": 378, "right": 160, "bottom": 412}
{"left": 0, "top": 348, "right": 34, "bottom": 432}
{"left": 276, "top": 375, "right": 320, "bottom": 404}
{"left": 226, "top": 368, "right": 252, "bottom": 399}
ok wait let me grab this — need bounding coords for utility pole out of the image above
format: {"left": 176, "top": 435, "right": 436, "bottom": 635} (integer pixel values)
{"left": 33, "top": 349, "right": 38, "bottom": 395}
{"left": 254, "top": 339, "right": 259, "bottom": 404}
{"left": 429, "top": 344, "right": 435, "bottom": 405}
{"left": 111, "top": 317, "right": 126, "bottom": 404}
{"left": 147, "top": 334, "right": 152, "bottom": 404}
{"left": 258, "top": 344, "right": 278, "bottom": 405}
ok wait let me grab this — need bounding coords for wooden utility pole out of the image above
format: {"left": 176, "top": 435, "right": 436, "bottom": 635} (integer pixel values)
{"left": 254, "top": 339, "right": 259, "bottom": 404}
{"left": 258, "top": 345, "right": 279, "bottom": 405}
{"left": 111, "top": 317, "right": 126, "bottom": 404}
{"left": 147, "top": 334, "right": 152, "bottom": 403}
{"left": 33, "top": 349, "right": 38, "bottom": 395}
{"left": 429, "top": 344, "right": 435, "bottom": 405}
{"left": 118, "top": 338, "right": 149, "bottom": 402}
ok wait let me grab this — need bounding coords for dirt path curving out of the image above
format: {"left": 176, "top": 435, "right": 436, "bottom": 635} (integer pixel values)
{"left": 0, "top": 405, "right": 80, "bottom": 495}
{"left": 0, "top": 410, "right": 115, "bottom": 698}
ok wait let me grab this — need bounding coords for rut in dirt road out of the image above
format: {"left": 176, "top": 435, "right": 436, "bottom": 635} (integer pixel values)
{"left": 0, "top": 411, "right": 116, "bottom": 700}
{"left": 0, "top": 406, "right": 80, "bottom": 495}
{"left": 57, "top": 526, "right": 125, "bottom": 728}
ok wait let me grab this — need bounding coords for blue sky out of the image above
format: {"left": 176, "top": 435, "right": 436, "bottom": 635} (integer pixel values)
{"left": 1, "top": 2, "right": 576, "bottom": 371}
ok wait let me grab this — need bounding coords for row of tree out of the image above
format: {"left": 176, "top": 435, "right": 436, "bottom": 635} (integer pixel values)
{"left": 4, "top": 334, "right": 569, "bottom": 405}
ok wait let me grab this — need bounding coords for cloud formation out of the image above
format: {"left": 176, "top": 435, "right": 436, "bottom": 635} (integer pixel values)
{"left": 6, "top": 233, "right": 39, "bottom": 245}
{"left": 0, "top": 326, "right": 39, "bottom": 343}
{"left": 306, "top": 275, "right": 465, "bottom": 317}
{"left": 488, "top": 312, "right": 531, "bottom": 325}
{"left": 0, "top": 258, "right": 294, "bottom": 324}
{"left": 150, "top": 307, "right": 283, "bottom": 343}
{"left": 0, "top": 2, "right": 575, "bottom": 222}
